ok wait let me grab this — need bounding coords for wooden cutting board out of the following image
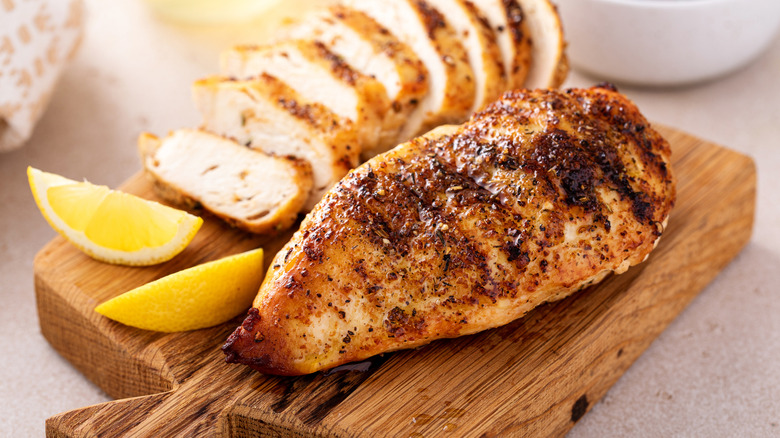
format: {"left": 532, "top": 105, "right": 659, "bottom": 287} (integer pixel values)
{"left": 36, "top": 126, "right": 755, "bottom": 437}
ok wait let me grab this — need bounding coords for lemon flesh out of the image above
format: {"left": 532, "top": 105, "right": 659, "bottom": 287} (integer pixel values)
{"left": 28, "top": 167, "right": 203, "bottom": 266}
{"left": 95, "top": 248, "right": 264, "bottom": 332}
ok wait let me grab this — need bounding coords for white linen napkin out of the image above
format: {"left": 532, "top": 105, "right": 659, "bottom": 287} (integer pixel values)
{"left": 0, "top": 0, "right": 84, "bottom": 152}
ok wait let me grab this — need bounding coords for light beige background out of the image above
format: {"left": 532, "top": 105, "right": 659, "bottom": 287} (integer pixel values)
{"left": 2, "top": 0, "right": 779, "bottom": 436}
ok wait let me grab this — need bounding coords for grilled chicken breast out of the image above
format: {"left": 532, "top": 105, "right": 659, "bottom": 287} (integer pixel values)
{"left": 222, "top": 85, "right": 676, "bottom": 375}
{"left": 290, "top": 5, "right": 430, "bottom": 158}
{"left": 138, "top": 129, "right": 312, "bottom": 234}
{"left": 344, "top": 0, "right": 476, "bottom": 139}
{"left": 193, "top": 74, "right": 359, "bottom": 210}
{"left": 221, "top": 39, "right": 390, "bottom": 155}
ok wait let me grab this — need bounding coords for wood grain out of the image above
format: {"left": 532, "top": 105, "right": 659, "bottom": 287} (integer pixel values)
{"left": 35, "top": 126, "right": 755, "bottom": 437}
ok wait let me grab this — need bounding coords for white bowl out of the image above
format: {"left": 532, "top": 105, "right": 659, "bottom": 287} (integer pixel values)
{"left": 555, "top": 0, "right": 780, "bottom": 86}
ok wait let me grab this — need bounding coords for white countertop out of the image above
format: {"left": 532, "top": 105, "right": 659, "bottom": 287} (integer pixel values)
{"left": 2, "top": 1, "right": 779, "bottom": 436}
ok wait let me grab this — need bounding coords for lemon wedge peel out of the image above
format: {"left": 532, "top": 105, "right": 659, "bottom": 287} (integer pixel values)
{"left": 28, "top": 167, "right": 203, "bottom": 266}
{"left": 95, "top": 248, "right": 264, "bottom": 332}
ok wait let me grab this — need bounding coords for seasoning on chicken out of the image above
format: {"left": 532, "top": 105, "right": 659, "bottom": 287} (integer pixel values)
{"left": 472, "top": 0, "right": 532, "bottom": 88}
{"left": 222, "top": 85, "right": 677, "bottom": 375}
{"left": 288, "top": 5, "right": 430, "bottom": 159}
{"left": 425, "top": 0, "right": 507, "bottom": 113}
{"left": 221, "top": 39, "right": 389, "bottom": 156}
{"left": 344, "top": 0, "right": 476, "bottom": 139}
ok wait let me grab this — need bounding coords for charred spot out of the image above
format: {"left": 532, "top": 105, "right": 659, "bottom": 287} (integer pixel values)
{"left": 354, "top": 261, "right": 368, "bottom": 279}
{"left": 589, "top": 139, "right": 658, "bottom": 224}
{"left": 503, "top": 240, "right": 529, "bottom": 267}
{"left": 302, "top": 244, "right": 323, "bottom": 263}
{"left": 442, "top": 253, "right": 451, "bottom": 272}
{"left": 240, "top": 308, "right": 261, "bottom": 331}
{"left": 414, "top": 0, "right": 447, "bottom": 38}
{"left": 496, "top": 154, "right": 519, "bottom": 171}
{"left": 631, "top": 197, "right": 655, "bottom": 224}
{"left": 312, "top": 41, "right": 359, "bottom": 86}
{"left": 560, "top": 164, "right": 598, "bottom": 210}
{"left": 503, "top": 0, "right": 526, "bottom": 43}
{"left": 385, "top": 306, "right": 409, "bottom": 336}
{"left": 276, "top": 95, "right": 317, "bottom": 126}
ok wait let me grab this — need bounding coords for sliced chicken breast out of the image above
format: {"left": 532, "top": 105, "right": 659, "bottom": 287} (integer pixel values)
{"left": 471, "top": 0, "right": 532, "bottom": 88}
{"left": 192, "top": 74, "right": 359, "bottom": 210}
{"left": 344, "top": 0, "right": 476, "bottom": 139}
{"left": 221, "top": 39, "right": 389, "bottom": 155}
{"left": 138, "top": 129, "right": 312, "bottom": 235}
{"left": 290, "top": 5, "right": 430, "bottom": 158}
{"left": 426, "top": 0, "right": 507, "bottom": 112}
{"left": 516, "top": 0, "right": 568, "bottom": 88}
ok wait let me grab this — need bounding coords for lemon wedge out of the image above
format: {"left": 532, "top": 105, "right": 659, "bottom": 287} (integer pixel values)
{"left": 95, "top": 248, "right": 264, "bottom": 332}
{"left": 28, "top": 166, "right": 202, "bottom": 266}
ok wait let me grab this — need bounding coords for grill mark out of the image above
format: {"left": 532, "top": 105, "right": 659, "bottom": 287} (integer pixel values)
{"left": 416, "top": 137, "right": 538, "bottom": 276}
{"left": 310, "top": 41, "right": 359, "bottom": 86}
{"left": 571, "top": 89, "right": 670, "bottom": 224}
{"left": 463, "top": 0, "right": 507, "bottom": 81}
{"left": 412, "top": 140, "right": 533, "bottom": 287}
{"left": 340, "top": 136, "right": 532, "bottom": 310}
{"left": 527, "top": 128, "right": 603, "bottom": 212}
{"left": 259, "top": 73, "right": 349, "bottom": 134}
{"left": 464, "top": 88, "right": 668, "bottom": 226}
{"left": 503, "top": 0, "right": 526, "bottom": 44}
{"left": 276, "top": 96, "right": 319, "bottom": 127}
{"left": 414, "top": 0, "right": 448, "bottom": 39}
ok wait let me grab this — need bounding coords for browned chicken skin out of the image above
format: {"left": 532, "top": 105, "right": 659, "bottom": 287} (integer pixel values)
{"left": 223, "top": 85, "right": 676, "bottom": 375}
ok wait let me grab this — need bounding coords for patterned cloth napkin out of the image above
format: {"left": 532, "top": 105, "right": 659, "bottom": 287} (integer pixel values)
{"left": 0, "top": 0, "right": 84, "bottom": 152}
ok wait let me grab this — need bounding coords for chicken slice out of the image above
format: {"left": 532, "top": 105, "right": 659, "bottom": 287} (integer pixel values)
{"left": 343, "top": 0, "right": 476, "bottom": 139}
{"left": 192, "top": 74, "right": 359, "bottom": 210}
{"left": 221, "top": 39, "right": 389, "bottom": 155}
{"left": 289, "top": 5, "right": 430, "bottom": 159}
{"left": 516, "top": 0, "right": 568, "bottom": 88}
{"left": 222, "top": 85, "right": 676, "bottom": 375}
{"left": 471, "top": 0, "right": 532, "bottom": 88}
{"left": 138, "top": 129, "right": 312, "bottom": 235}
{"left": 426, "top": 0, "right": 507, "bottom": 112}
